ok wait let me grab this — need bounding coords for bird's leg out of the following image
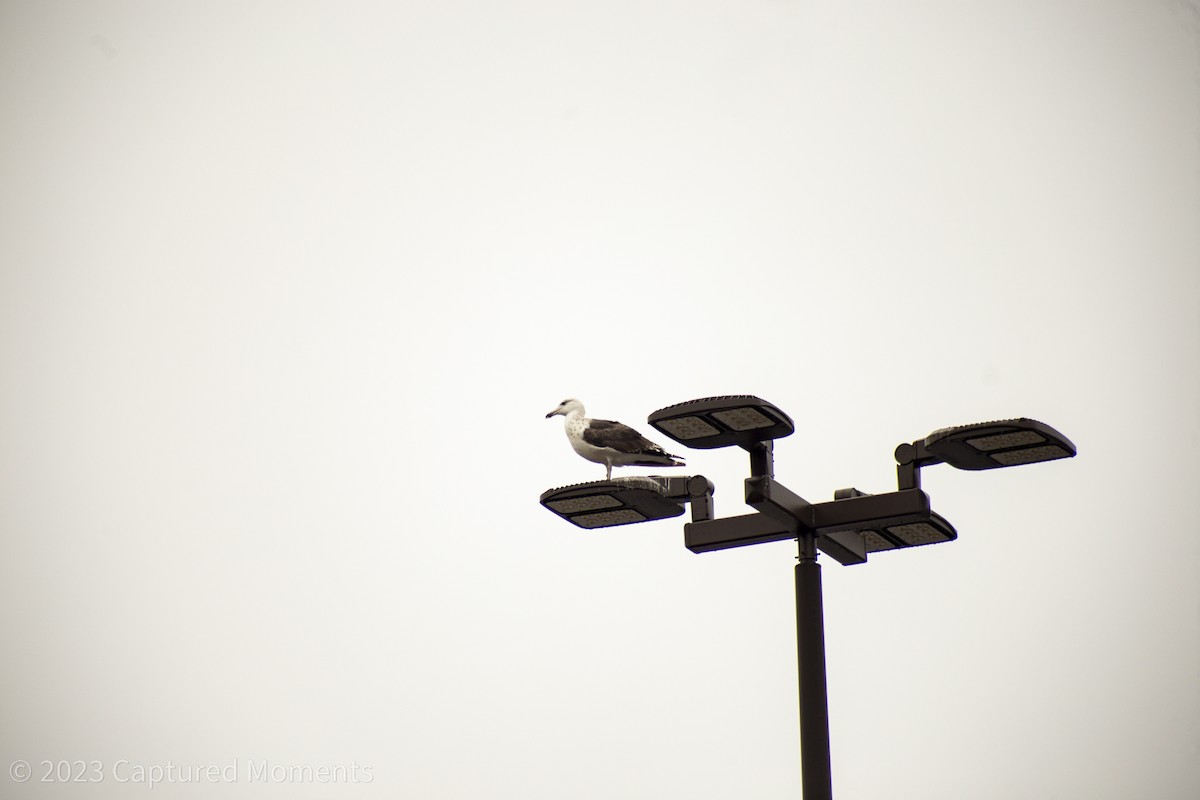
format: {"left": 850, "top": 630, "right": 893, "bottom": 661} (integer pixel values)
{"left": 605, "top": 462, "right": 612, "bottom": 481}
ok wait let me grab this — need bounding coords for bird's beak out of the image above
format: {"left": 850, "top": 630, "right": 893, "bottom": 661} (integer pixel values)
{"left": 545, "top": 410, "right": 558, "bottom": 419}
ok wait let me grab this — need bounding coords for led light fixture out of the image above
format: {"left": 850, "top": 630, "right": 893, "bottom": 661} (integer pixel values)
{"left": 540, "top": 477, "right": 687, "bottom": 529}
{"left": 816, "top": 514, "right": 958, "bottom": 554}
{"left": 811, "top": 488, "right": 958, "bottom": 557}
{"left": 648, "top": 395, "right": 794, "bottom": 449}
{"left": 923, "top": 418, "right": 1076, "bottom": 471}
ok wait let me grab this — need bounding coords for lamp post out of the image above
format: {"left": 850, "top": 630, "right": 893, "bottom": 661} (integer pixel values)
{"left": 541, "top": 396, "right": 1076, "bottom": 799}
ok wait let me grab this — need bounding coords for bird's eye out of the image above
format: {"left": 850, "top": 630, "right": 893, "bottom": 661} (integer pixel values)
{"left": 560, "top": 400, "right": 569, "bottom": 405}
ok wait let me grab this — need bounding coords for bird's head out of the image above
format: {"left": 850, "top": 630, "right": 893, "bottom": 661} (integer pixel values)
{"left": 546, "top": 398, "right": 584, "bottom": 419}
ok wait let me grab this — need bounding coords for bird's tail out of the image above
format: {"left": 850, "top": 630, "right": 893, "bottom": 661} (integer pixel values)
{"left": 630, "top": 456, "right": 685, "bottom": 468}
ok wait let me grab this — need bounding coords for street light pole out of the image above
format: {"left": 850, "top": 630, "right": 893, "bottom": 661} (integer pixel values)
{"left": 542, "top": 398, "right": 1077, "bottom": 800}
{"left": 796, "top": 533, "right": 832, "bottom": 800}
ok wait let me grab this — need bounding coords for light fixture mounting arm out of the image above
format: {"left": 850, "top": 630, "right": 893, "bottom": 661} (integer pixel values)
{"left": 744, "top": 440, "right": 775, "bottom": 479}
{"left": 894, "top": 441, "right": 945, "bottom": 491}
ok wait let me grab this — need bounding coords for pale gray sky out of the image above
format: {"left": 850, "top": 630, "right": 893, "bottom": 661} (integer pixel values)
{"left": 1, "top": 2, "right": 1198, "bottom": 798}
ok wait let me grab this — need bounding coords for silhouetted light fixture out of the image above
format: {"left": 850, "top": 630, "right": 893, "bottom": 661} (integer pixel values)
{"left": 540, "top": 476, "right": 714, "bottom": 529}
{"left": 922, "top": 417, "right": 1076, "bottom": 469}
{"left": 810, "top": 488, "right": 958, "bottom": 556}
{"left": 540, "top": 396, "right": 1076, "bottom": 800}
{"left": 649, "top": 395, "right": 795, "bottom": 449}
{"left": 854, "top": 513, "right": 958, "bottom": 550}
{"left": 895, "top": 417, "right": 1077, "bottom": 489}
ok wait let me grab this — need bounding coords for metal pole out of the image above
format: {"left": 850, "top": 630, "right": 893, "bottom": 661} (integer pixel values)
{"left": 796, "top": 534, "right": 832, "bottom": 800}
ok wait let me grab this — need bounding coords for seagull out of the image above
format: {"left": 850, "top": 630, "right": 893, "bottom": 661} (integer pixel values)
{"left": 546, "top": 398, "right": 685, "bottom": 481}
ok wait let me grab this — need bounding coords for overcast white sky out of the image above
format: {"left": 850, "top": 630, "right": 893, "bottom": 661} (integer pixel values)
{"left": 1, "top": 2, "right": 1198, "bottom": 798}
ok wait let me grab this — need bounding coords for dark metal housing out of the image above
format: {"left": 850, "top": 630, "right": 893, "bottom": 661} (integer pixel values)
{"left": 648, "top": 395, "right": 795, "bottom": 449}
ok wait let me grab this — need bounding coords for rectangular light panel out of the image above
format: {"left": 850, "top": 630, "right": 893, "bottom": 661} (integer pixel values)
{"left": 711, "top": 407, "right": 775, "bottom": 431}
{"left": 655, "top": 416, "right": 721, "bottom": 440}
{"left": 989, "top": 445, "right": 1073, "bottom": 466}
{"left": 571, "top": 509, "right": 647, "bottom": 528}
{"left": 545, "top": 495, "right": 623, "bottom": 514}
{"left": 966, "top": 430, "right": 1045, "bottom": 451}
{"left": 886, "top": 522, "right": 951, "bottom": 546}
{"left": 862, "top": 530, "right": 896, "bottom": 552}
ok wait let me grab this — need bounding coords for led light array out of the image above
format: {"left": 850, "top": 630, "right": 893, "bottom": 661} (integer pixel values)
{"left": 839, "top": 515, "right": 957, "bottom": 553}
{"left": 924, "top": 418, "right": 1076, "bottom": 471}
{"left": 539, "top": 480, "right": 686, "bottom": 529}
{"left": 649, "top": 395, "right": 795, "bottom": 449}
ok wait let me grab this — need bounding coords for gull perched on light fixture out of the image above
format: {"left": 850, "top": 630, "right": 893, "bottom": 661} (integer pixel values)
{"left": 546, "top": 398, "right": 685, "bottom": 481}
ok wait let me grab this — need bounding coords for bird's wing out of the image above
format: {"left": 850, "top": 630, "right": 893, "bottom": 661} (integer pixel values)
{"left": 584, "top": 419, "right": 681, "bottom": 458}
